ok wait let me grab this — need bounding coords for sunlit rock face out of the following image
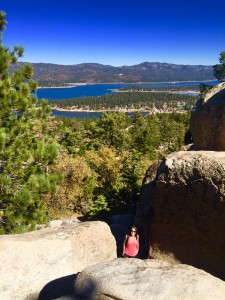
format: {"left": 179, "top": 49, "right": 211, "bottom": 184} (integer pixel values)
{"left": 0, "top": 221, "right": 116, "bottom": 300}
{"left": 74, "top": 258, "right": 225, "bottom": 300}
{"left": 190, "top": 82, "right": 225, "bottom": 150}
{"left": 136, "top": 151, "right": 225, "bottom": 279}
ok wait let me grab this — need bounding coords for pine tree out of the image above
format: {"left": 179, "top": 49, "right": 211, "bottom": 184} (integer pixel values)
{"left": 0, "top": 11, "right": 59, "bottom": 233}
{"left": 213, "top": 51, "right": 225, "bottom": 81}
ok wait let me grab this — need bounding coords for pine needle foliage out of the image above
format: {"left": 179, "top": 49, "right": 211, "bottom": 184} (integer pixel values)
{"left": 0, "top": 12, "right": 59, "bottom": 233}
{"left": 213, "top": 51, "right": 225, "bottom": 81}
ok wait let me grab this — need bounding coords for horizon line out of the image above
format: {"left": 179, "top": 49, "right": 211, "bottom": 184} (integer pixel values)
{"left": 18, "top": 60, "right": 214, "bottom": 67}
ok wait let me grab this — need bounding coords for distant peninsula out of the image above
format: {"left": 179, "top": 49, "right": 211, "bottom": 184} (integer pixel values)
{"left": 10, "top": 61, "right": 215, "bottom": 87}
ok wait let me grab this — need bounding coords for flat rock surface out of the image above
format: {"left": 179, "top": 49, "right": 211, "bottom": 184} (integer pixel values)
{"left": 74, "top": 258, "right": 225, "bottom": 300}
{"left": 0, "top": 221, "right": 116, "bottom": 300}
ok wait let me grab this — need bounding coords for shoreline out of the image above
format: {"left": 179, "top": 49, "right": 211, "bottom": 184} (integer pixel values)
{"left": 52, "top": 106, "right": 148, "bottom": 112}
{"left": 114, "top": 89, "right": 199, "bottom": 95}
{"left": 38, "top": 83, "right": 88, "bottom": 89}
{"left": 51, "top": 106, "right": 186, "bottom": 114}
{"left": 38, "top": 79, "right": 217, "bottom": 89}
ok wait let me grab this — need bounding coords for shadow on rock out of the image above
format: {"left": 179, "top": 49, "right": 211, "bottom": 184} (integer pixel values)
{"left": 109, "top": 214, "right": 134, "bottom": 257}
{"left": 38, "top": 274, "right": 78, "bottom": 300}
{"left": 109, "top": 213, "right": 148, "bottom": 258}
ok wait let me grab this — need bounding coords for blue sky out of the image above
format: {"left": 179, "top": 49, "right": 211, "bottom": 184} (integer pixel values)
{"left": 1, "top": 0, "right": 225, "bottom": 66}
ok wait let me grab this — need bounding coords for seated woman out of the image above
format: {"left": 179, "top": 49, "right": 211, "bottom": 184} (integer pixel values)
{"left": 122, "top": 226, "right": 139, "bottom": 258}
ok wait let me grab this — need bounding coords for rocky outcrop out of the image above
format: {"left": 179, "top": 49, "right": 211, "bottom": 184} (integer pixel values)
{"left": 135, "top": 151, "right": 225, "bottom": 279}
{"left": 190, "top": 82, "right": 225, "bottom": 150}
{"left": 74, "top": 258, "right": 225, "bottom": 300}
{"left": 0, "top": 220, "right": 116, "bottom": 300}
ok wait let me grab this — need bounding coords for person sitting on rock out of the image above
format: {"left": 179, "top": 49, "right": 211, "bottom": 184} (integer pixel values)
{"left": 122, "top": 226, "right": 139, "bottom": 258}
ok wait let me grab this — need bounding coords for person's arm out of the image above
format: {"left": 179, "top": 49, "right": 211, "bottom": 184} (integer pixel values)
{"left": 122, "top": 235, "right": 128, "bottom": 256}
{"left": 136, "top": 235, "right": 139, "bottom": 251}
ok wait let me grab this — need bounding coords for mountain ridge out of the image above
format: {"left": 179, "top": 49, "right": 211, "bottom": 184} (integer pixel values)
{"left": 10, "top": 61, "right": 215, "bottom": 86}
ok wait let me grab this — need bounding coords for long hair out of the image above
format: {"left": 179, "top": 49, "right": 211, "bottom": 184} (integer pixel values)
{"left": 130, "top": 226, "right": 138, "bottom": 239}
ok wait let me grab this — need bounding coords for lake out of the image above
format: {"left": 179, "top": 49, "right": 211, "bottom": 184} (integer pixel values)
{"left": 51, "top": 110, "right": 103, "bottom": 119}
{"left": 37, "top": 81, "right": 219, "bottom": 118}
{"left": 37, "top": 84, "right": 125, "bottom": 100}
{"left": 37, "top": 81, "right": 218, "bottom": 100}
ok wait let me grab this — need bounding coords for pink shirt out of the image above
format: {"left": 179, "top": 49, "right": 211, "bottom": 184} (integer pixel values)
{"left": 124, "top": 236, "right": 139, "bottom": 257}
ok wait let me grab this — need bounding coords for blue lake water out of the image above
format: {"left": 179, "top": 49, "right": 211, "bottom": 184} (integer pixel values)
{"left": 37, "top": 81, "right": 219, "bottom": 118}
{"left": 37, "top": 84, "right": 125, "bottom": 100}
{"left": 37, "top": 81, "right": 218, "bottom": 100}
{"left": 51, "top": 110, "right": 149, "bottom": 119}
{"left": 51, "top": 109, "right": 103, "bottom": 119}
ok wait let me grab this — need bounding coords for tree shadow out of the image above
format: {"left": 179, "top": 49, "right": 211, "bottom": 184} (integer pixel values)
{"left": 38, "top": 273, "right": 79, "bottom": 300}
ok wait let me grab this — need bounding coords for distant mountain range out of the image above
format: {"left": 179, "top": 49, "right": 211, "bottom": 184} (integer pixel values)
{"left": 10, "top": 61, "right": 215, "bottom": 86}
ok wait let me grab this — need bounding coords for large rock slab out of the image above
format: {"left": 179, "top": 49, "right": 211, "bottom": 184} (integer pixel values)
{"left": 190, "top": 82, "right": 225, "bottom": 150}
{"left": 0, "top": 221, "right": 116, "bottom": 300}
{"left": 74, "top": 258, "right": 225, "bottom": 300}
{"left": 135, "top": 150, "right": 225, "bottom": 279}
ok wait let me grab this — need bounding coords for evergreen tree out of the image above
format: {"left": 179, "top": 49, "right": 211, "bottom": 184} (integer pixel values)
{"left": 0, "top": 11, "right": 59, "bottom": 233}
{"left": 213, "top": 51, "right": 225, "bottom": 81}
{"left": 87, "top": 112, "right": 130, "bottom": 150}
{"left": 199, "top": 83, "right": 214, "bottom": 97}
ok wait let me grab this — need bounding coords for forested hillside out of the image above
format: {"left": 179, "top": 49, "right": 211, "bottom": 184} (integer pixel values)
{"left": 45, "top": 112, "right": 190, "bottom": 222}
{"left": 48, "top": 91, "right": 198, "bottom": 112}
{"left": 0, "top": 11, "right": 194, "bottom": 234}
{"left": 10, "top": 61, "right": 214, "bottom": 86}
